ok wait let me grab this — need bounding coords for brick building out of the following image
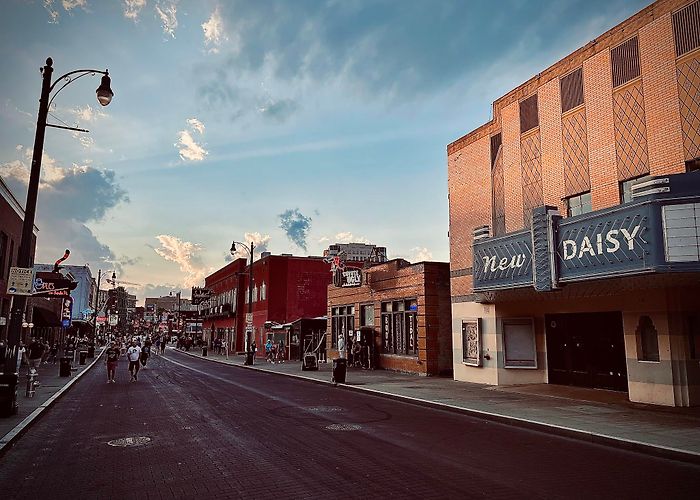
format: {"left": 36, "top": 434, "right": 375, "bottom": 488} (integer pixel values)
{"left": 327, "top": 259, "right": 452, "bottom": 376}
{"left": 0, "top": 177, "right": 37, "bottom": 341}
{"left": 448, "top": 0, "right": 700, "bottom": 405}
{"left": 201, "top": 253, "right": 332, "bottom": 359}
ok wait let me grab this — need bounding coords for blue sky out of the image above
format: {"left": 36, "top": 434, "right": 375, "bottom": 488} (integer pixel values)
{"left": 0, "top": 0, "right": 649, "bottom": 301}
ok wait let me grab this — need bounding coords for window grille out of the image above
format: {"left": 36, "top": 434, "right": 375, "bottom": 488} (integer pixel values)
{"left": 519, "top": 94, "right": 539, "bottom": 133}
{"left": 673, "top": 0, "right": 700, "bottom": 57}
{"left": 560, "top": 68, "right": 584, "bottom": 113}
{"left": 611, "top": 37, "right": 640, "bottom": 88}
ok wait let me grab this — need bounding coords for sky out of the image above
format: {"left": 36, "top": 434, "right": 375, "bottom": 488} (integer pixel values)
{"left": 0, "top": 0, "right": 650, "bottom": 302}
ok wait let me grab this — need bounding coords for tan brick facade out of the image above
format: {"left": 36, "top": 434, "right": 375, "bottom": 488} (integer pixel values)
{"left": 446, "top": 0, "right": 700, "bottom": 406}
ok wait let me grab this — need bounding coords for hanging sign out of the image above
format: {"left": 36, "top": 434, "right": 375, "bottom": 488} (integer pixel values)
{"left": 7, "top": 267, "right": 34, "bottom": 295}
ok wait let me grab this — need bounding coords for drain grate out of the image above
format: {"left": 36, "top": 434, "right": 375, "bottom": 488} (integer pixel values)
{"left": 307, "top": 406, "right": 344, "bottom": 413}
{"left": 107, "top": 436, "right": 152, "bottom": 447}
{"left": 325, "top": 423, "right": 361, "bottom": 431}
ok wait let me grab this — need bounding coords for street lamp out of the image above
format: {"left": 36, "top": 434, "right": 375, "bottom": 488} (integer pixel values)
{"left": 4, "top": 57, "right": 114, "bottom": 375}
{"left": 230, "top": 240, "right": 255, "bottom": 365}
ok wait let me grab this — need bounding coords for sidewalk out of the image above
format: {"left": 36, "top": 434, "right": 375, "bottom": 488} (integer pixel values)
{"left": 0, "top": 351, "right": 102, "bottom": 453}
{"left": 178, "top": 347, "right": 700, "bottom": 464}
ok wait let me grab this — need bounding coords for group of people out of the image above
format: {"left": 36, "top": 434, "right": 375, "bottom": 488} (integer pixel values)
{"left": 104, "top": 334, "right": 167, "bottom": 383}
{"left": 340, "top": 336, "right": 371, "bottom": 369}
{"left": 264, "top": 338, "right": 286, "bottom": 364}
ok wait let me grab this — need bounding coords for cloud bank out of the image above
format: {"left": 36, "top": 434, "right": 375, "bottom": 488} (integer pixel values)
{"left": 153, "top": 234, "right": 209, "bottom": 286}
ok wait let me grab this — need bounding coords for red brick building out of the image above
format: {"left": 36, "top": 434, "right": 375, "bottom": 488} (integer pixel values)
{"left": 201, "top": 253, "right": 331, "bottom": 359}
{"left": 448, "top": 0, "right": 700, "bottom": 405}
{"left": 327, "top": 259, "right": 452, "bottom": 376}
{"left": 0, "top": 177, "right": 37, "bottom": 341}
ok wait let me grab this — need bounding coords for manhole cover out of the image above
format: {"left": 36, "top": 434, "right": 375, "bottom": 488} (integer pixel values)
{"left": 308, "top": 406, "right": 344, "bottom": 413}
{"left": 107, "top": 436, "right": 152, "bottom": 447}
{"left": 325, "top": 423, "right": 361, "bottom": 431}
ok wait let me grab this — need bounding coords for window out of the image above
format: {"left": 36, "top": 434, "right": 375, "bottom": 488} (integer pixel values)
{"left": 637, "top": 316, "right": 660, "bottom": 362}
{"left": 611, "top": 37, "right": 640, "bottom": 88}
{"left": 503, "top": 318, "right": 537, "bottom": 368}
{"left": 331, "top": 305, "right": 354, "bottom": 348}
{"left": 252, "top": 286, "right": 258, "bottom": 302}
{"left": 519, "top": 94, "right": 539, "bottom": 134}
{"left": 260, "top": 282, "right": 266, "bottom": 301}
{"left": 381, "top": 300, "right": 418, "bottom": 356}
{"left": 619, "top": 175, "right": 651, "bottom": 203}
{"left": 564, "top": 191, "right": 592, "bottom": 217}
{"left": 560, "top": 68, "right": 584, "bottom": 113}
{"left": 686, "top": 158, "right": 700, "bottom": 173}
{"left": 360, "top": 304, "right": 374, "bottom": 327}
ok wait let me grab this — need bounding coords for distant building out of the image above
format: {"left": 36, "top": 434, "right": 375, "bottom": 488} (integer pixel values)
{"left": 324, "top": 243, "right": 387, "bottom": 263}
{"left": 33, "top": 264, "right": 94, "bottom": 321}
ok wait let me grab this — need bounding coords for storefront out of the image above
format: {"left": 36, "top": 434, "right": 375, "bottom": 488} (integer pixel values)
{"left": 327, "top": 259, "right": 452, "bottom": 376}
{"left": 454, "top": 173, "right": 700, "bottom": 405}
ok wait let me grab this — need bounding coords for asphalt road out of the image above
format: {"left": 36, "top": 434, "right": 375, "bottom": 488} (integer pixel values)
{"left": 0, "top": 348, "right": 698, "bottom": 500}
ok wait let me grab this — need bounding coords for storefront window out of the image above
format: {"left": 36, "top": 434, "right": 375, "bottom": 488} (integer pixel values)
{"left": 503, "top": 319, "right": 537, "bottom": 368}
{"left": 381, "top": 300, "right": 418, "bottom": 356}
{"left": 361, "top": 304, "right": 374, "bottom": 326}
{"left": 331, "top": 305, "right": 354, "bottom": 348}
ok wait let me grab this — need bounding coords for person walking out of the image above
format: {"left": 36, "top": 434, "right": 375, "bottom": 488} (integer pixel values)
{"left": 104, "top": 341, "right": 120, "bottom": 383}
{"left": 48, "top": 343, "right": 58, "bottom": 364}
{"left": 126, "top": 340, "right": 141, "bottom": 382}
{"left": 160, "top": 335, "right": 167, "bottom": 354}
{"left": 337, "top": 334, "right": 346, "bottom": 360}
{"left": 26, "top": 337, "right": 45, "bottom": 384}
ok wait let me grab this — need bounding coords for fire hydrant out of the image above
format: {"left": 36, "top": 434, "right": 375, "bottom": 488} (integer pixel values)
{"left": 25, "top": 372, "right": 38, "bottom": 398}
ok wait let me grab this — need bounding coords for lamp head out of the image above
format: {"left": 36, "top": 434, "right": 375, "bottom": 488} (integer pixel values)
{"left": 230, "top": 241, "right": 236, "bottom": 256}
{"left": 96, "top": 71, "right": 113, "bottom": 106}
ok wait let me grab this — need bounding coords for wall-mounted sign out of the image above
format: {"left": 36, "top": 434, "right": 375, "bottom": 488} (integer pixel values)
{"left": 556, "top": 204, "right": 656, "bottom": 282}
{"left": 461, "top": 319, "right": 481, "bottom": 366}
{"left": 61, "top": 297, "right": 73, "bottom": 328}
{"left": 32, "top": 272, "right": 76, "bottom": 297}
{"left": 325, "top": 253, "right": 363, "bottom": 287}
{"left": 473, "top": 230, "right": 533, "bottom": 291}
{"left": 7, "top": 267, "right": 34, "bottom": 295}
{"left": 191, "top": 287, "right": 212, "bottom": 305}
{"left": 340, "top": 268, "right": 362, "bottom": 287}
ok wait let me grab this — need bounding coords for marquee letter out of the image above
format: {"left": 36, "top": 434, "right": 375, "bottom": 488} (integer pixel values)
{"left": 483, "top": 256, "right": 497, "bottom": 273}
{"left": 578, "top": 236, "right": 595, "bottom": 258}
{"left": 606, "top": 230, "right": 620, "bottom": 253}
{"left": 563, "top": 240, "right": 576, "bottom": 260}
{"left": 596, "top": 233, "right": 603, "bottom": 255}
{"left": 620, "top": 224, "right": 641, "bottom": 250}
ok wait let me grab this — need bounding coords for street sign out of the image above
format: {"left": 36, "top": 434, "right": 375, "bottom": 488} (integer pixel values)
{"left": 61, "top": 297, "right": 73, "bottom": 328}
{"left": 109, "top": 314, "right": 118, "bottom": 326}
{"left": 191, "top": 287, "right": 212, "bottom": 305}
{"left": 7, "top": 267, "right": 34, "bottom": 295}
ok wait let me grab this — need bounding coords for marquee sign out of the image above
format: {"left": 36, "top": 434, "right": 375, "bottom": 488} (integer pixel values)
{"left": 472, "top": 230, "right": 533, "bottom": 291}
{"left": 325, "top": 254, "right": 363, "bottom": 287}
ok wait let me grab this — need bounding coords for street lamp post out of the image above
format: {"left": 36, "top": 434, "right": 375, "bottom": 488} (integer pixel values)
{"left": 91, "top": 269, "right": 102, "bottom": 342}
{"left": 169, "top": 291, "right": 181, "bottom": 336}
{"left": 230, "top": 240, "right": 254, "bottom": 365}
{"left": 3, "top": 58, "right": 114, "bottom": 375}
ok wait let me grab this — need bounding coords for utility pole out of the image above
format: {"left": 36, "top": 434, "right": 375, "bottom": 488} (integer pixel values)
{"left": 91, "top": 269, "right": 102, "bottom": 340}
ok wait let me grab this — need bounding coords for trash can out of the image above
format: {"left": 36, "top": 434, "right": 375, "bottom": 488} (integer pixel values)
{"left": 59, "top": 357, "right": 71, "bottom": 377}
{"left": 202, "top": 346, "right": 208, "bottom": 357}
{"left": 332, "top": 358, "right": 347, "bottom": 384}
{"left": 0, "top": 373, "right": 19, "bottom": 417}
{"left": 79, "top": 351, "right": 88, "bottom": 365}
{"left": 87, "top": 345, "right": 95, "bottom": 358}
{"left": 244, "top": 351, "right": 254, "bottom": 365}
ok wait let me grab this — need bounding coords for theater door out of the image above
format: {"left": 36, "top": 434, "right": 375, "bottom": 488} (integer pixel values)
{"left": 545, "top": 312, "right": 628, "bottom": 392}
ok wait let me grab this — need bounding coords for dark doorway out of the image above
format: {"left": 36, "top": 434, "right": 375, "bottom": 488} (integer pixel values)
{"left": 545, "top": 312, "right": 627, "bottom": 392}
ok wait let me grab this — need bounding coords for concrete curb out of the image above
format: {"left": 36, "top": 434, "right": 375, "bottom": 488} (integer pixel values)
{"left": 176, "top": 348, "right": 700, "bottom": 465}
{"left": 0, "top": 349, "right": 105, "bottom": 456}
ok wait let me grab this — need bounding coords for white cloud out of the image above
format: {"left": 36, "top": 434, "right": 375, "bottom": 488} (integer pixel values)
{"left": 153, "top": 234, "right": 209, "bottom": 287}
{"left": 44, "top": 0, "right": 59, "bottom": 23}
{"left": 62, "top": 0, "right": 87, "bottom": 10}
{"left": 186, "top": 117, "right": 205, "bottom": 134}
{"left": 202, "top": 5, "right": 228, "bottom": 53}
{"left": 123, "top": 0, "right": 146, "bottom": 21}
{"left": 175, "top": 118, "right": 208, "bottom": 162}
{"left": 409, "top": 247, "right": 433, "bottom": 262}
{"left": 230, "top": 232, "right": 271, "bottom": 260}
{"left": 319, "top": 232, "right": 370, "bottom": 245}
{"left": 156, "top": 0, "right": 178, "bottom": 38}
{"left": 70, "top": 104, "right": 107, "bottom": 123}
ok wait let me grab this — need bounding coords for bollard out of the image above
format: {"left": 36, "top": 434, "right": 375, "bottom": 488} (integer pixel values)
{"left": 25, "top": 372, "right": 38, "bottom": 398}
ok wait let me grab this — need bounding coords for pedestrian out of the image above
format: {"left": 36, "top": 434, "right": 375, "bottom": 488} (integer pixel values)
{"left": 265, "top": 338, "right": 273, "bottom": 363}
{"left": 126, "top": 340, "right": 141, "bottom": 382}
{"left": 48, "top": 343, "right": 58, "bottom": 364}
{"left": 104, "top": 341, "right": 120, "bottom": 383}
{"left": 337, "top": 334, "right": 346, "bottom": 360}
{"left": 277, "top": 340, "right": 285, "bottom": 363}
{"left": 154, "top": 337, "right": 160, "bottom": 356}
{"left": 26, "top": 337, "right": 45, "bottom": 383}
{"left": 160, "top": 336, "right": 166, "bottom": 354}
{"left": 251, "top": 341, "right": 257, "bottom": 365}
{"left": 140, "top": 343, "right": 150, "bottom": 367}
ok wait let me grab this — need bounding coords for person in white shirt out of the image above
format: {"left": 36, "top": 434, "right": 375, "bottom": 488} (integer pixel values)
{"left": 126, "top": 340, "right": 141, "bottom": 382}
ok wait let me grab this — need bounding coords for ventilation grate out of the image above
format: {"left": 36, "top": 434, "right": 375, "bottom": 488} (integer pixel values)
{"left": 673, "top": 0, "right": 700, "bottom": 57}
{"left": 611, "top": 36, "right": 641, "bottom": 88}
{"left": 560, "top": 68, "right": 584, "bottom": 113}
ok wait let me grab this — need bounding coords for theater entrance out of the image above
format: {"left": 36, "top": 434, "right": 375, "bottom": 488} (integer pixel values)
{"left": 545, "top": 312, "right": 627, "bottom": 392}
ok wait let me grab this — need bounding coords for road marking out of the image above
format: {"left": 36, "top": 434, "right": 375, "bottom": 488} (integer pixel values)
{"left": 325, "top": 423, "right": 361, "bottom": 431}
{"left": 107, "top": 436, "right": 151, "bottom": 447}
